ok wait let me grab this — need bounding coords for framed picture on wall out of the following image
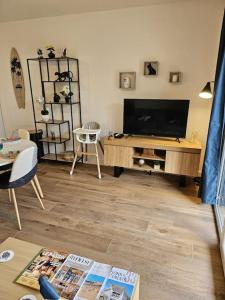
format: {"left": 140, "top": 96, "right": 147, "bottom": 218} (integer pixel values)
{"left": 169, "top": 72, "right": 182, "bottom": 83}
{"left": 144, "top": 61, "right": 158, "bottom": 76}
{"left": 119, "top": 72, "right": 136, "bottom": 89}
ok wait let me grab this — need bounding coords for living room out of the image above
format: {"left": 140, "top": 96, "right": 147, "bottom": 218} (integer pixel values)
{"left": 0, "top": 0, "right": 225, "bottom": 299}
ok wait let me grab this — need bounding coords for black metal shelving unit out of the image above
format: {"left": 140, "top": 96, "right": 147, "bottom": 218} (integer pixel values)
{"left": 27, "top": 57, "right": 82, "bottom": 162}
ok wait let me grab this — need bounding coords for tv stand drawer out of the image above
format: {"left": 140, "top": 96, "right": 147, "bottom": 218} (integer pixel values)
{"left": 165, "top": 151, "right": 200, "bottom": 176}
{"left": 104, "top": 145, "right": 134, "bottom": 168}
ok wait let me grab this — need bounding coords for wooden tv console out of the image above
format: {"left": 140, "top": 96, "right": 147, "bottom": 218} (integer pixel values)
{"left": 104, "top": 136, "right": 202, "bottom": 181}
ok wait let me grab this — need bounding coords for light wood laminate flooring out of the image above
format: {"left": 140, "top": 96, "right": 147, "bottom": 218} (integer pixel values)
{"left": 0, "top": 162, "right": 224, "bottom": 300}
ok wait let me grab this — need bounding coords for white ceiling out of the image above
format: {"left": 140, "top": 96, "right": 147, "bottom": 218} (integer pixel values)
{"left": 0, "top": 0, "right": 189, "bottom": 23}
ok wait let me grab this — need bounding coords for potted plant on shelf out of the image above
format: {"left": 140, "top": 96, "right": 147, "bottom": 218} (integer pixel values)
{"left": 60, "top": 85, "right": 73, "bottom": 103}
{"left": 41, "top": 104, "right": 49, "bottom": 122}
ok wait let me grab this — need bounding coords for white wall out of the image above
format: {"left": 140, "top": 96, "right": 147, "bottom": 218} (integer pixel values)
{"left": 0, "top": 0, "right": 224, "bottom": 166}
{"left": 0, "top": 103, "right": 6, "bottom": 137}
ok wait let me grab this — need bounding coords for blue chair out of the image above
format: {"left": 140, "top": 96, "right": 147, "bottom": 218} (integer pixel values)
{"left": 0, "top": 146, "right": 45, "bottom": 230}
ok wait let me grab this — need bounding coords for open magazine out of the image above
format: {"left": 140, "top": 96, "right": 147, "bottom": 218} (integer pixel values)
{"left": 51, "top": 254, "right": 93, "bottom": 300}
{"left": 98, "top": 267, "right": 138, "bottom": 300}
{"left": 15, "top": 249, "right": 138, "bottom": 300}
{"left": 15, "top": 248, "right": 68, "bottom": 290}
{"left": 75, "top": 262, "right": 112, "bottom": 300}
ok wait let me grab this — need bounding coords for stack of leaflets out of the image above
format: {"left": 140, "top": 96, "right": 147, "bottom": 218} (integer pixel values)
{"left": 15, "top": 248, "right": 138, "bottom": 300}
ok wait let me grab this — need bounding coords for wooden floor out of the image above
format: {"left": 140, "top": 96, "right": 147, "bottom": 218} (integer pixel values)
{"left": 0, "top": 162, "right": 225, "bottom": 300}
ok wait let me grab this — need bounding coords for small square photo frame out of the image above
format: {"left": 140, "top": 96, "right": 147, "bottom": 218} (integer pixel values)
{"left": 144, "top": 61, "right": 158, "bottom": 76}
{"left": 119, "top": 72, "right": 136, "bottom": 89}
{"left": 169, "top": 72, "right": 182, "bottom": 83}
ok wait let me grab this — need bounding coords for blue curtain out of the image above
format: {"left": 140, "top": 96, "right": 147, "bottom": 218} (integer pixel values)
{"left": 201, "top": 11, "right": 225, "bottom": 204}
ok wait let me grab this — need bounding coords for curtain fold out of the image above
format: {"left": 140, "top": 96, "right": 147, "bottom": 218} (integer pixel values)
{"left": 201, "top": 10, "right": 225, "bottom": 204}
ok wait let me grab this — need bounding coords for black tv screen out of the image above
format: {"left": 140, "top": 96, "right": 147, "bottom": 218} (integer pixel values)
{"left": 123, "top": 99, "right": 189, "bottom": 138}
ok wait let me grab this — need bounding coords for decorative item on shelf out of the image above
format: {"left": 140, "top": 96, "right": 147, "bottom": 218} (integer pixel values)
{"left": 60, "top": 86, "right": 73, "bottom": 103}
{"left": 114, "top": 133, "right": 124, "bottom": 139}
{"left": 119, "top": 72, "right": 136, "bottom": 89}
{"left": 138, "top": 159, "right": 145, "bottom": 167}
{"left": 46, "top": 45, "right": 55, "bottom": 59}
{"left": 153, "top": 161, "right": 161, "bottom": 170}
{"left": 169, "top": 72, "right": 182, "bottom": 83}
{"left": 10, "top": 48, "right": 25, "bottom": 109}
{"left": 50, "top": 131, "right": 56, "bottom": 140}
{"left": 108, "top": 131, "right": 114, "bottom": 140}
{"left": 41, "top": 104, "right": 50, "bottom": 122}
{"left": 53, "top": 93, "right": 60, "bottom": 103}
{"left": 36, "top": 96, "right": 44, "bottom": 104}
{"left": 62, "top": 48, "right": 67, "bottom": 58}
{"left": 61, "top": 151, "right": 74, "bottom": 161}
{"left": 55, "top": 71, "right": 73, "bottom": 82}
{"left": 37, "top": 49, "right": 43, "bottom": 59}
{"left": 144, "top": 61, "right": 158, "bottom": 76}
{"left": 144, "top": 148, "right": 154, "bottom": 156}
{"left": 123, "top": 77, "right": 130, "bottom": 89}
{"left": 65, "top": 94, "right": 73, "bottom": 103}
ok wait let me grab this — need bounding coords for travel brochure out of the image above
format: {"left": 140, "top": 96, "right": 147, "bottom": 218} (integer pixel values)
{"left": 15, "top": 248, "right": 138, "bottom": 300}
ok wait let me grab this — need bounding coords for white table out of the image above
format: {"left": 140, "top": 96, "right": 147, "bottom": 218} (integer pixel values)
{"left": 0, "top": 139, "right": 35, "bottom": 170}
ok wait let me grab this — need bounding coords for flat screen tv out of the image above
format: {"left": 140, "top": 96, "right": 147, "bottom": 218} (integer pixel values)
{"left": 123, "top": 99, "right": 189, "bottom": 138}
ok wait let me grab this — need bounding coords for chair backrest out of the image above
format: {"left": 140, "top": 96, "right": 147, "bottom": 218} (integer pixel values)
{"left": 18, "top": 129, "right": 30, "bottom": 140}
{"left": 9, "top": 146, "right": 37, "bottom": 182}
{"left": 82, "top": 122, "right": 100, "bottom": 130}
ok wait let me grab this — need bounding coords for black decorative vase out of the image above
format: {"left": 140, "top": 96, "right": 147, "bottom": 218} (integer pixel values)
{"left": 65, "top": 96, "right": 71, "bottom": 103}
{"left": 48, "top": 51, "right": 55, "bottom": 59}
{"left": 53, "top": 93, "right": 60, "bottom": 103}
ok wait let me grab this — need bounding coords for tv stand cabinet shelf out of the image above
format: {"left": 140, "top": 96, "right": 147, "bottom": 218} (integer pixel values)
{"left": 104, "top": 136, "right": 202, "bottom": 178}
